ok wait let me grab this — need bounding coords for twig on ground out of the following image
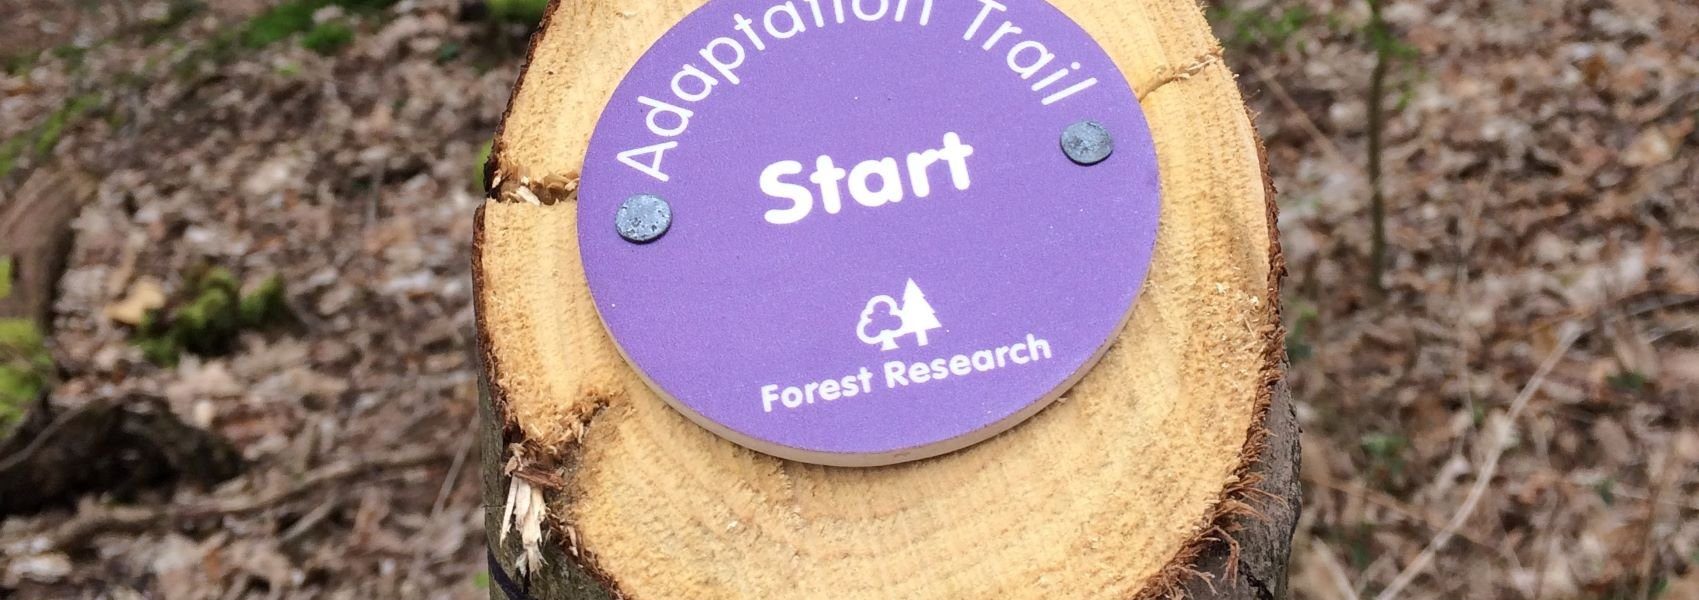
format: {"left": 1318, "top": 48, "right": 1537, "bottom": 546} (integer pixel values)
{"left": 1311, "top": 478, "right": 1500, "bottom": 553}
{"left": 279, "top": 492, "right": 343, "bottom": 544}
{"left": 1374, "top": 323, "right": 1583, "bottom": 600}
{"left": 8, "top": 447, "right": 451, "bottom": 550}
{"left": 432, "top": 422, "right": 476, "bottom": 518}
{"left": 1638, "top": 436, "right": 1683, "bottom": 600}
{"left": 1532, "top": 501, "right": 1567, "bottom": 600}
{"left": 1554, "top": 479, "right": 1699, "bottom": 513}
{"left": 1313, "top": 539, "right": 1363, "bottom": 600}
{"left": 0, "top": 400, "right": 85, "bottom": 473}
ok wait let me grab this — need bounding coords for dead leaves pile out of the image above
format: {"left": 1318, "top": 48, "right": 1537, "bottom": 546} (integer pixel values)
{"left": 1225, "top": 0, "right": 1699, "bottom": 597}
{"left": 1, "top": 1, "right": 522, "bottom": 598}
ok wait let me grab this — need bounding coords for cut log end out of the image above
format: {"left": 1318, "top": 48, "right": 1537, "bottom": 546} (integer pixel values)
{"left": 475, "top": 0, "right": 1293, "bottom": 598}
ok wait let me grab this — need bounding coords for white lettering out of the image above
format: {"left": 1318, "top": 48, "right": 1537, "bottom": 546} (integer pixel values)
{"left": 802, "top": 0, "right": 827, "bottom": 27}
{"left": 884, "top": 361, "right": 908, "bottom": 387}
{"left": 982, "top": 21, "right": 1022, "bottom": 51}
{"left": 810, "top": 155, "right": 847, "bottom": 215}
{"left": 852, "top": 0, "right": 888, "bottom": 21}
{"left": 1006, "top": 40, "right": 1055, "bottom": 79}
{"left": 638, "top": 96, "right": 693, "bottom": 137}
{"left": 670, "top": 64, "right": 719, "bottom": 102}
{"left": 760, "top": 133, "right": 971, "bottom": 225}
{"left": 763, "top": 338, "right": 1050, "bottom": 411}
{"left": 764, "top": 3, "right": 808, "bottom": 39}
{"left": 699, "top": 37, "right": 747, "bottom": 84}
{"left": 964, "top": 0, "right": 1007, "bottom": 41}
{"left": 849, "top": 157, "right": 904, "bottom": 208}
{"left": 760, "top": 160, "right": 814, "bottom": 225}
{"left": 1041, "top": 77, "right": 1098, "bottom": 106}
{"left": 731, "top": 14, "right": 766, "bottom": 51}
{"left": 617, "top": 141, "right": 679, "bottom": 182}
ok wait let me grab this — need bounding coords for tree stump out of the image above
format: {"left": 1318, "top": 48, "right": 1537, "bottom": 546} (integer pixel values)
{"left": 475, "top": 1, "right": 1294, "bottom": 598}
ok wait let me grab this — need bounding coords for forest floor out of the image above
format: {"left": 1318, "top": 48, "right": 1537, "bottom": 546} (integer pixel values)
{"left": 0, "top": 1, "right": 1695, "bottom": 599}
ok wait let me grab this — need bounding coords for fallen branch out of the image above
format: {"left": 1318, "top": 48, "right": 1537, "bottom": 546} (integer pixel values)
{"left": 8, "top": 447, "right": 451, "bottom": 551}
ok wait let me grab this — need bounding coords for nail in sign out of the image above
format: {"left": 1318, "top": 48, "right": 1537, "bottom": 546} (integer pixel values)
{"left": 579, "top": 0, "right": 1161, "bottom": 466}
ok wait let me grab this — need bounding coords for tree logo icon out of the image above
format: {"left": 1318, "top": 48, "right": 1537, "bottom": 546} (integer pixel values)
{"left": 857, "top": 279, "right": 943, "bottom": 351}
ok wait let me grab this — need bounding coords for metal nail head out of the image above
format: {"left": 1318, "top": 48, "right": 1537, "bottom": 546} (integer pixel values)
{"left": 617, "top": 194, "right": 672, "bottom": 244}
{"left": 1061, "top": 120, "right": 1114, "bottom": 166}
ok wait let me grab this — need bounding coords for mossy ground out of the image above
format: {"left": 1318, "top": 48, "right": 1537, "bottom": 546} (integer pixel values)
{"left": 133, "top": 267, "right": 291, "bottom": 366}
{"left": 0, "top": 318, "right": 51, "bottom": 434}
{"left": 0, "top": 256, "right": 12, "bottom": 301}
{"left": 486, "top": 0, "right": 551, "bottom": 23}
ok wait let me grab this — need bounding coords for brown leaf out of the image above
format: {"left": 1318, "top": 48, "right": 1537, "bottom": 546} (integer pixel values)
{"left": 102, "top": 277, "right": 165, "bottom": 326}
{"left": 1621, "top": 127, "right": 1674, "bottom": 167}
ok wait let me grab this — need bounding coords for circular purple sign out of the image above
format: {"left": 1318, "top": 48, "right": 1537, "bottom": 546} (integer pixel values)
{"left": 579, "top": 0, "right": 1160, "bottom": 466}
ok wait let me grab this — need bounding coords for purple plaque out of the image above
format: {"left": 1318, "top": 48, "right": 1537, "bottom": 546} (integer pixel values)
{"left": 579, "top": 0, "right": 1160, "bottom": 466}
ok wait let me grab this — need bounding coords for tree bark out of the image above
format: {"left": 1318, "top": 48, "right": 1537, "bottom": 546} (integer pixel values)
{"left": 1178, "top": 377, "right": 1300, "bottom": 599}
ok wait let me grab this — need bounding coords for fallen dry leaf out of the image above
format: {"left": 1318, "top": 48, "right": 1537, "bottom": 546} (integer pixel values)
{"left": 102, "top": 277, "right": 165, "bottom": 326}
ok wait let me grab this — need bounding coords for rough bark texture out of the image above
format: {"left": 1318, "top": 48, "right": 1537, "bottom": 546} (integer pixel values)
{"left": 1178, "top": 378, "right": 1300, "bottom": 599}
{"left": 481, "top": 376, "right": 616, "bottom": 600}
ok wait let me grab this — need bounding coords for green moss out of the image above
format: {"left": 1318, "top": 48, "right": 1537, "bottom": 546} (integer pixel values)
{"left": 1208, "top": 5, "right": 1314, "bottom": 50}
{"left": 201, "top": 267, "right": 240, "bottom": 295}
{"left": 242, "top": 0, "right": 400, "bottom": 49}
{"left": 1608, "top": 370, "right": 1649, "bottom": 392}
{"left": 435, "top": 42, "right": 463, "bottom": 64}
{"left": 1594, "top": 478, "right": 1616, "bottom": 506}
{"left": 1359, "top": 431, "right": 1408, "bottom": 488}
{"left": 475, "top": 140, "right": 494, "bottom": 190}
{"left": 238, "top": 275, "right": 289, "bottom": 327}
{"left": 48, "top": 45, "right": 89, "bottom": 68}
{"left": 0, "top": 139, "right": 22, "bottom": 183}
{"left": 243, "top": 1, "right": 321, "bottom": 48}
{"left": 0, "top": 318, "right": 52, "bottom": 433}
{"left": 136, "top": 336, "right": 181, "bottom": 367}
{"left": 302, "top": 21, "right": 356, "bottom": 55}
{"left": 0, "top": 256, "right": 12, "bottom": 301}
{"left": 132, "top": 268, "right": 293, "bottom": 365}
{"left": 0, "top": 94, "right": 103, "bottom": 182}
{"left": 487, "top": 0, "right": 551, "bottom": 23}
{"left": 2, "top": 50, "right": 40, "bottom": 76}
{"left": 34, "top": 95, "right": 100, "bottom": 156}
{"left": 0, "top": 319, "right": 45, "bottom": 354}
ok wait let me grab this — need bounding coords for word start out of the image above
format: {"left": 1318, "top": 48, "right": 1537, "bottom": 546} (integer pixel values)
{"left": 761, "top": 133, "right": 973, "bottom": 225}
{"left": 615, "top": 0, "right": 1100, "bottom": 186}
